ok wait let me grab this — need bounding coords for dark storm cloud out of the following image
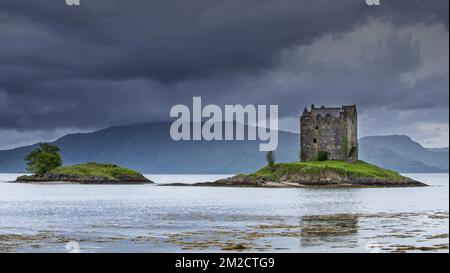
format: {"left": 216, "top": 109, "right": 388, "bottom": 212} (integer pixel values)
{"left": 1, "top": 0, "right": 447, "bottom": 83}
{"left": 1, "top": 0, "right": 368, "bottom": 83}
{"left": 0, "top": 0, "right": 448, "bottom": 146}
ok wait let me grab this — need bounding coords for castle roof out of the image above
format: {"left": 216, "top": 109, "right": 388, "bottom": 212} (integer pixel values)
{"left": 302, "top": 104, "right": 357, "bottom": 118}
{"left": 342, "top": 105, "right": 357, "bottom": 114}
{"left": 312, "top": 106, "right": 341, "bottom": 118}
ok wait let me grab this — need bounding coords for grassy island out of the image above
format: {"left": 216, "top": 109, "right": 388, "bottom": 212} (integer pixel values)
{"left": 177, "top": 160, "right": 427, "bottom": 188}
{"left": 251, "top": 160, "right": 404, "bottom": 181}
{"left": 16, "top": 162, "right": 152, "bottom": 184}
{"left": 51, "top": 162, "right": 145, "bottom": 179}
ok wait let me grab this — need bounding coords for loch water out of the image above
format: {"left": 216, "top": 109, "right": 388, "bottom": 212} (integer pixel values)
{"left": 0, "top": 173, "right": 448, "bottom": 253}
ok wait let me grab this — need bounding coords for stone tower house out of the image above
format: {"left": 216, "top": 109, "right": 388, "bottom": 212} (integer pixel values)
{"left": 300, "top": 104, "right": 358, "bottom": 162}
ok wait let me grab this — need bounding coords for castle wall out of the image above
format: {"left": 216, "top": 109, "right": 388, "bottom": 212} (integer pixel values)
{"left": 346, "top": 110, "right": 358, "bottom": 162}
{"left": 300, "top": 105, "right": 358, "bottom": 162}
{"left": 301, "top": 115, "right": 347, "bottom": 161}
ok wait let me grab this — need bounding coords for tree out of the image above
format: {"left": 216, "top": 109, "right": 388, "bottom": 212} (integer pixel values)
{"left": 25, "top": 143, "right": 62, "bottom": 176}
{"left": 266, "top": 151, "right": 275, "bottom": 170}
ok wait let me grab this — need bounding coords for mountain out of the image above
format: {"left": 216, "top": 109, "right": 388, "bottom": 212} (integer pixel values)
{"left": 0, "top": 122, "right": 299, "bottom": 174}
{"left": 0, "top": 123, "right": 447, "bottom": 174}
{"left": 359, "top": 135, "right": 448, "bottom": 173}
{"left": 426, "top": 147, "right": 449, "bottom": 153}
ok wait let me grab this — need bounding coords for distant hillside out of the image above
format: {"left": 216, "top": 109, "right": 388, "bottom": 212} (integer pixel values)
{"left": 0, "top": 123, "right": 447, "bottom": 174}
{"left": 359, "top": 135, "right": 448, "bottom": 173}
{"left": 0, "top": 122, "right": 299, "bottom": 174}
{"left": 427, "top": 147, "right": 449, "bottom": 153}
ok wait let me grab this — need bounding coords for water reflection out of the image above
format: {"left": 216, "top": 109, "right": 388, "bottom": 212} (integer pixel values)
{"left": 300, "top": 214, "right": 359, "bottom": 248}
{"left": 295, "top": 188, "right": 363, "bottom": 215}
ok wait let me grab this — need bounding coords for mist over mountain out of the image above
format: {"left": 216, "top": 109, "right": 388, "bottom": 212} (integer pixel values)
{"left": 360, "top": 135, "right": 449, "bottom": 172}
{"left": 0, "top": 123, "right": 447, "bottom": 174}
{"left": 0, "top": 122, "right": 299, "bottom": 174}
{"left": 426, "top": 147, "right": 449, "bottom": 153}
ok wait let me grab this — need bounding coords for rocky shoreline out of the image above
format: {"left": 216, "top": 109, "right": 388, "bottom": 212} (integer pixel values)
{"left": 161, "top": 169, "right": 427, "bottom": 188}
{"left": 15, "top": 162, "right": 153, "bottom": 184}
{"left": 16, "top": 173, "right": 153, "bottom": 184}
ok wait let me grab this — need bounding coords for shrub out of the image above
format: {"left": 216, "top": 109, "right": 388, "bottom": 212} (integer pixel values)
{"left": 342, "top": 137, "right": 349, "bottom": 157}
{"left": 317, "top": 151, "right": 328, "bottom": 161}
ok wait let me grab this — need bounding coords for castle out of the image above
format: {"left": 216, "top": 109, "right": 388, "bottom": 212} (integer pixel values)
{"left": 300, "top": 104, "right": 358, "bottom": 163}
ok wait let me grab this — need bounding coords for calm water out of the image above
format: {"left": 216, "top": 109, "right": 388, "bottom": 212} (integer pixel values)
{"left": 0, "top": 173, "right": 448, "bottom": 253}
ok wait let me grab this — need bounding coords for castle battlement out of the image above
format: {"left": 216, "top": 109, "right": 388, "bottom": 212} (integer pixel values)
{"left": 300, "top": 104, "right": 358, "bottom": 162}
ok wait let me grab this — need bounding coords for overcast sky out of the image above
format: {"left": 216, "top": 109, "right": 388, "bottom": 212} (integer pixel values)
{"left": 0, "top": 0, "right": 448, "bottom": 149}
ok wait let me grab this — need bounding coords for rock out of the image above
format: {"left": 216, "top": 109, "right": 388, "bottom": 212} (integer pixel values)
{"left": 16, "top": 173, "right": 152, "bottom": 184}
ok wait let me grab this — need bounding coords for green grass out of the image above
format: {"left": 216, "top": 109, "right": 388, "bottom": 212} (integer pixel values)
{"left": 250, "top": 160, "right": 403, "bottom": 181}
{"left": 48, "top": 162, "right": 144, "bottom": 179}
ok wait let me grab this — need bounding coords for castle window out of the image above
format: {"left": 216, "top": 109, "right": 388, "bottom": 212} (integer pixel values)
{"left": 313, "top": 138, "right": 317, "bottom": 143}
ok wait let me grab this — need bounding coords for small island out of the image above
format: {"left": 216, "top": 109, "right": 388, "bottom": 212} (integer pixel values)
{"left": 172, "top": 104, "right": 418, "bottom": 188}
{"left": 164, "top": 160, "right": 426, "bottom": 188}
{"left": 15, "top": 143, "right": 151, "bottom": 184}
{"left": 16, "top": 162, "right": 152, "bottom": 184}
